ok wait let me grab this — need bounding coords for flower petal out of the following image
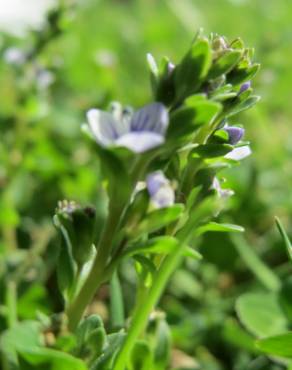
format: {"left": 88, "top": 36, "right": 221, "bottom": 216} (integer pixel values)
{"left": 115, "top": 132, "right": 165, "bottom": 153}
{"left": 146, "top": 171, "right": 169, "bottom": 197}
{"left": 225, "top": 145, "right": 251, "bottom": 160}
{"left": 109, "top": 102, "right": 132, "bottom": 135}
{"left": 151, "top": 187, "right": 175, "bottom": 208}
{"left": 146, "top": 171, "right": 175, "bottom": 209}
{"left": 86, "top": 109, "right": 119, "bottom": 146}
{"left": 212, "top": 177, "right": 234, "bottom": 199}
{"left": 130, "top": 102, "right": 169, "bottom": 135}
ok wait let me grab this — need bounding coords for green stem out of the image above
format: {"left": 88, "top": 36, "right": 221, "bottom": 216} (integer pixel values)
{"left": 113, "top": 246, "right": 185, "bottom": 370}
{"left": 110, "top": 270, "right": 125, "bottom": 329}
{"left": 180, "top": 157, "right": 202, "bottom": 196}
{"left": 5, "top": 281, "right": 17, "bottom": 327}
{"left": 66, "top": 207, "right": 122, "bottom": 331}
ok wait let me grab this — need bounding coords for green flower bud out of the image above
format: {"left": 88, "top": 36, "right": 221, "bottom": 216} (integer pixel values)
{"left": 55, "top": 200, "right": 96, "bottom": 268}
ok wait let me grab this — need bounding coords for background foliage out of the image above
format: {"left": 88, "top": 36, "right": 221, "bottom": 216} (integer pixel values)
{"left": 0, "top": 0, "right": 291, "bottom": 369}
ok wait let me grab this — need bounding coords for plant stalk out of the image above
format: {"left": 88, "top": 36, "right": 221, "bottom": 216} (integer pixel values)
{"left": 66, "top": 206, "right": 122, "bottom": 331}
{"left": 113, "top": 245, "right": 185, "bottom": 370}
{"left": 5, "top": 281, "right": 17, "bottom": 328}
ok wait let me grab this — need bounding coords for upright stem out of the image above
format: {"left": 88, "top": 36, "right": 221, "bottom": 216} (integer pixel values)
{"left": 66, "top": 207, "right": 122, "bottom": 331}
{"left": 66, "top": 151, "right": 155, "bottom": 331}
{"left": 113, "top": 245, "right": 185, "bottom": 370}
{"left": 5, "top": 281, "right": 17, "bottom": 328}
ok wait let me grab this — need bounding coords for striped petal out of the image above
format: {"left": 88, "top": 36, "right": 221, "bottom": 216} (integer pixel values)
{"left": 87, "top": 109, "right": 119, "bottom": 146}
{"left": 146, "top": 171, "right": 175, "bottom": 208}
{"left": 146, "top": 171, "right": 170, "bottom": 196}
{"left": 130, "top": 102, "right": 169, "bottom": 135}
{"left": 115, "top": 132, "right": 164, "bottom": 153}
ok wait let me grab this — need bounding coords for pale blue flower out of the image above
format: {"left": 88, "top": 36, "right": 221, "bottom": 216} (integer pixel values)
{"left": 146, "top": 171, "right": 175, "bottom": 209}
{"left": 87, "top": 102, "right": 169, "bottom": 153}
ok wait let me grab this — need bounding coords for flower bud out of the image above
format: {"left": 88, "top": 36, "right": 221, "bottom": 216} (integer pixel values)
{"left": 239, "top": 81, "right": 251, "bottom": 94}
{"left": 55, "top": 200, "right": 96, "bottom": 267}
{"left": 146, "top": 171, "right": 175, "bottom": 209}
{"left": 223, "top": 126, "right": 245, "bottom": 145}
{"left": 212, "top": 36, "right": 228, "bottom": 51}
{"left": 167, "top": 62, "right": 175, "bottom": 76}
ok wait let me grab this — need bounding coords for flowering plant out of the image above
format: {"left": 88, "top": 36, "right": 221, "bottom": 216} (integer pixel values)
{"left": 0, "top": 30, "right": 260, "bottom": 370}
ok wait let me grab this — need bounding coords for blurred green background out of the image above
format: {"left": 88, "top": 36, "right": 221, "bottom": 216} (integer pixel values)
{"left": 0, "top": 0, "right": 291, "bottom": 369}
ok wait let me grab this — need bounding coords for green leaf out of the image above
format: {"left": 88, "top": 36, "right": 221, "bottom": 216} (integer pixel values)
{"left": 226, "top": 95, "right": 260, "bottom": 117}
{"left": 147, "top": 53, "right": 159, "bottom": 94}
{"left": 275, "top": 217, "right": 292, "bottom": 262}
{"left": 18, "top": 347, "right": 88, "bottom": 370}
{"left": 185, "top": 95, "right": 222, "bottom": 126}
{"left": 97, "top": 147, "right": 131, "bottom": 212}
{"left": 227, "top": 63, "right": 260, "bottom": 85}
{"left": 175, "top": 38, "right": 212, "bottom": 100}
{"left": 152, "top": 319, "right": 171, "bottom": 370}
{"left": 230, "top": 38, "right": 245, "bottom": 49}
{"left": 147, "top": 53, "right": 159, "bottom": 79}
{"left": 167, "top": 97, "right": 221, "bottom": 141}
{"left": 134, "top": 255, "right": 157, "bottom": 288}
{"left": 129, "top": 340, "right": 153, "bottom": 370}
{"left": 0, "top": 321, "right": 42, "bottom": 370}
{"left": 134, "top": 255, "right": 157, "bottom": 277}
{"left": 223, "top": 318, "right": 257, "bottom": 353}
{"left": 177, "top": 195, "right": 220, "bottom": 244}
{"left": 131, "top": 204, "right": 184, "bottom": 238}
{"left": 87, "top": 327, "right": 106, "bottom": 353}
{"left": 211, "top": 129, "right": 229, "bottom": 143}
{"left": 191, "top": 143, "right": 233, "bottom": 158}
{"left": 123, "top": 236, "right": 179, "bottom": 258}
{"left": 212, "top": 92, "right": 237, "bottom": 102}
{"left": 17, "top": 284, "right": 51, "bottom": 319}
{"left": 231, "top": 234, "right": 281, "bottom": 292}
{"left": 155, "top": 57, "right": 176, "bottom": 106}
{"left": 75, "top": 315, "right": 106, "bottom": 359}
{"left": 92, "top": 331, "right": 126, "bottom": 370}
{"left": 55, "top": 224, "right": 76, "bottom": 298}
{"left": 76, "top": 315, "right": 104, "bottom": 355}
{"left": 183, "top": 246, "right": 202, "bottom": 260}
{"left": 196, "top": 222, "right": 244, "bottom": 235}
{"left": 256, "top": 333, "right": 292, "bottom": 359}
{"left": 279, "top": 277, "right": 292, "bottom": 323}
{"left": 208, "top": 50, "right": 242, "bottom": 79}
{"left": 236, "top": 292, "right": 288, "bottom": 337}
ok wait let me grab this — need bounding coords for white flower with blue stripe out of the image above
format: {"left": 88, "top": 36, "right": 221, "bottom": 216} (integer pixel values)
{"left": 146, "top": 171, "right": 175, "bottom": 209}
{"left": 87, "top": 102, "right": 169, "bottom": 153}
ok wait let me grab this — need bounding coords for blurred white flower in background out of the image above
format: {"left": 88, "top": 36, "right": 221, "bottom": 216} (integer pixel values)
{"left": 0, "top": 0, "right": 56, "bottom": 36}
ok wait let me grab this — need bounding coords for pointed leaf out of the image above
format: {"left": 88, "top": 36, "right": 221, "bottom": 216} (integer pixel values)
{"left": 196, "top": 222, "right": 244, "bottom": 235}
{"left": 256, "top": 333, "right": 292, "bottom": 359}
{"left": 191, "top": 143, "right": 233, "bottom": 158}
{"left": 175, "top": 38, "right": 212, "bottom": 100}
{"left": 275, "top": 217, "right": 292, "bottom": 262}
{"left": 132, "top": 204, "right": 184, "bottom": 238}
{"left": 18, "top": 347, "right": 88, "bottom": 370}
{"left": 123, "top": 236, "right": 179, "bottom": 258}
{"left": 227, "top": 63, "right": 260, "bottom": 85}
{"left": 208, "top": 50, "right": 242, "bottom": 79}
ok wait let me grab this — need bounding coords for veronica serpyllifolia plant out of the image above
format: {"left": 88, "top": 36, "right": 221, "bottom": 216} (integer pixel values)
{"left": 1, "top": 30, "right": 259, "bottom": 370}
